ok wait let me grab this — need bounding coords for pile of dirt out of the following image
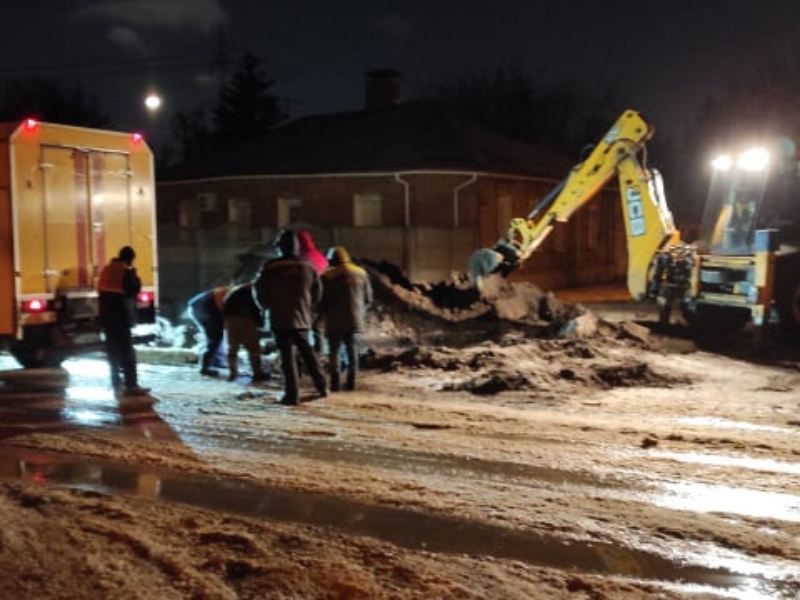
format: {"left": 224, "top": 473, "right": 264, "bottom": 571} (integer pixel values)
{"left": 356, "top": 261, "right": 697, "bottom": 397}
{"left": 362, "top": 334, "right": 690, "bottom": 397}
{"left": 363, "top": 261, "right": 585, "bottom": 338}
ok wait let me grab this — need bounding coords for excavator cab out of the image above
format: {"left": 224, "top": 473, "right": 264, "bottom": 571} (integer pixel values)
{"left": 683, "top": 136, "right": 800, "bottom": 336}
{"left": 697, "top": 137, "right": 800, "bottom": 256}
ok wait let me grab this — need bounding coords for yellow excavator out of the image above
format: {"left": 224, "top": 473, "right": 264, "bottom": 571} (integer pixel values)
{"left": 470, "top": 109, "right": 800, "bottom": 341}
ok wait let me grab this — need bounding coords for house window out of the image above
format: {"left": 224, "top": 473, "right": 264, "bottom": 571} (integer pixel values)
{"left": 354, "top": 193, "right": 382, "bottom": 227}
{"left": 228, "top": 198, "right": 252, "bottom": 227}
{"left": 278, "top": 198, "right": 302, "bottom": 227}
{"left": 197, "top": 192, "right": 218, "bottom": 212}
{"left": 178, "top": 198, "right": 200, "bottom": 228}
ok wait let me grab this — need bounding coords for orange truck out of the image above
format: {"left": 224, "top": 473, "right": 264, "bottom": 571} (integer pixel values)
{"left": 0, "top": 118, "right": 158, "bottom": 367}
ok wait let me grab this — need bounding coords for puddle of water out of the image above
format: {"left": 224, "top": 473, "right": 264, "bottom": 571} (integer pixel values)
{"left": 1, "top": 378, "right": 614, "bottom": 492}
{"left": 0, "top": 370, "right": 172, "bottom": 443}
{"left": 0, "top": 446, "right": 786, "bottom": 598}
{"left": 653, "top": 480, "right": 800, "bottom": 523}
{"left": 0, "top": 367, "right": 70, "bottom": 390}
{"left": 177, "top": 423, "right": 623, "bottom": 489}
{"left": 677, "top": 416, "right": 797, "bottom": 434}
{"left": 653, "top": 449, "right": 800, "bottom": 477}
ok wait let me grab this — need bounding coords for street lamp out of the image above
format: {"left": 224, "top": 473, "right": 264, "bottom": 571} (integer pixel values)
{"left": 144, "top": 93, "right": 162, "bottom": 112}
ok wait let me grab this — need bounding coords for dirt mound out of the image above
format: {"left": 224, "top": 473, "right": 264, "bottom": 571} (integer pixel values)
{"left": 362, "top": 333, "right": 691, "bottom": 397}
{"left": 358, "top": 260, "right": 692, "bottom": 396}
{"left": 363, "top": 261, "right": 584, "bottom": 336}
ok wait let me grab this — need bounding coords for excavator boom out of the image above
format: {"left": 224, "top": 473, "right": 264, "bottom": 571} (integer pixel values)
{"left": 470, "top": 109, "right": 800, "bottom": 343}
{"left": 469, "top": 110, "right": 679, "bottom": 299}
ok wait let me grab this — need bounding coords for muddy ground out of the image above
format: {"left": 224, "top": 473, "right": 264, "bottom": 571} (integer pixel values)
{"left": 0, "top": 272, "right": 798, "bottom": 599}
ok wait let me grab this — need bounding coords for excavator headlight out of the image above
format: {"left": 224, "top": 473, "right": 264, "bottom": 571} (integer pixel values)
{"left": 737, "top": 147, "right": 769, "bottom": 172}
{"left": 711, "top": 154, "right": 733, "bottom": 171}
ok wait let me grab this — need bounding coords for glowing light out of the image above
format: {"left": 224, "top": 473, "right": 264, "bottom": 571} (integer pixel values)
{"left": 23, "top": 299, "right": 47, "bottom": 312}
{"left": 144, "top": 93, "right": 162, "bottom": 111}
{"left": 711, "top": 154, "right": 733, "bottom": 171}
{"left": 131, "top": 132, "right": 144, "bottom": 144}
{"left": 737, "top": 147, "right": 769, "bottom": 172}
{"left": 23, "top": 118, "right": 38, "bottom": 131}
{"left": 137, "top": 291, "right": 153, "bottom": 304}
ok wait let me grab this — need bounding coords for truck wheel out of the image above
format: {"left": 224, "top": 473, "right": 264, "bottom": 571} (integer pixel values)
{"left": 9, "top": 325, "right": 66, "bottom": 368}
{"left": 682, "top": 304, "right": 750, "bottom": 336}
{"left": 9, "top": 343, "right": 65, "bottom": 369}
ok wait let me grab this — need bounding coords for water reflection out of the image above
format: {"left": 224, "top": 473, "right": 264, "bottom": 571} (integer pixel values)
{"left": 0, "top": 447, "right": 775, "bottom": 596}
{"left": 653, "top": 449, "right": 800, "bottom": 476}
{"left": 678, "top": 416, "right": 795, "bottom": 434}
{"left": 654, "top": 480, "right": 800, "bottom": 523}
{"left": 0, "top": 361, "right": 178, "bottom": 444}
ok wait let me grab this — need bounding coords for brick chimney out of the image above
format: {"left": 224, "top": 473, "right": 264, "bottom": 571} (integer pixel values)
{"left": 364, "top": 68, "right": 401, "bottom": 111}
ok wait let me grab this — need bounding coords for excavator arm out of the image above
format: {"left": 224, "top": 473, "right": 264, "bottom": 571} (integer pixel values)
{"left": 469, "top": 110, "right": 680, "bottom": 299}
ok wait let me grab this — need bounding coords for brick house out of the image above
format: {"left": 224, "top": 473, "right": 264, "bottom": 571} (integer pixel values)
{"left": 156, "top": 73, "right": 626, "bottom": 318}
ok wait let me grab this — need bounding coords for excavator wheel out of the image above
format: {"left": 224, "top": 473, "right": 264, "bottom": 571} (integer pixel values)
{"left": 681, "top": 303, "right": 750, "bottom": 337}
{"left": 776, "top": 274, "right": 800, "bottom": 338}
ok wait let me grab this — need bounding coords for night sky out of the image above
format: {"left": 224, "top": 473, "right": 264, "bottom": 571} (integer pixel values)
{"left": 3, "top": 0, "right": 799, "bottom": 145}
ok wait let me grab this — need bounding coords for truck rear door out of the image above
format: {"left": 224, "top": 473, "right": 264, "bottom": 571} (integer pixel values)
{"left": 35, "top": 147, "right": 135, "bottom": 294}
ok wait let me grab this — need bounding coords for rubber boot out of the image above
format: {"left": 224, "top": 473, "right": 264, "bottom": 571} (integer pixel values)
{"left": 250, "top": 352, "right": 267, "bottom": 382}
{"left": 329, "top": 369, "right": 340, "bottom": 392}
{"left": 344, "top": 370, "right": 355, "bottom": 391}
{"left": 227, "top": 352, "right": 238, "bottom": 382}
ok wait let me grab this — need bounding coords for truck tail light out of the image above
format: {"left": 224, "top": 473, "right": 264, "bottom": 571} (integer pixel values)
{"left": 22, "top": 298, "right": 48, "bottom": 313}
{"left": 137, "top": 291, "right": 153, "bottom": 305}
{"left": 24, "top": 118, "right": 38, "bottom": 131}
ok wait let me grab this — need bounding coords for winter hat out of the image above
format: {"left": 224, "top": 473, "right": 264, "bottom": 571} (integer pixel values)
{"left": 326, "top": 246, "right": 350, "bottom": 266}
{"left": 119, "top": 246, "right": 136, "bottom": 262}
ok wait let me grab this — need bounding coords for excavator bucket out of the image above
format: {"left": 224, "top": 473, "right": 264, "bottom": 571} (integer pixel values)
{"left": 468, "top": 248, "right": 502, "bottom": 283}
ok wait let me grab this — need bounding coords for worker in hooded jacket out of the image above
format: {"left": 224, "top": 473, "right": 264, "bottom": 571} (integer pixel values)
{"left": 254, "top": 229, "right": 328, "bottom": 405}
{"left": 296, "top": 229, "right": 328, "bottom": 275}
{"left": 295, "top": 229, "right": 329, "bottom": 352}
{"left": 317, "top": 246, "right": 372, "bottom": 391}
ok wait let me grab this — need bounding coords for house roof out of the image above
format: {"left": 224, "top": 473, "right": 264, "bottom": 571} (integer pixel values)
{"left": 161, "top": 100, "right": 572, "bottom": 181}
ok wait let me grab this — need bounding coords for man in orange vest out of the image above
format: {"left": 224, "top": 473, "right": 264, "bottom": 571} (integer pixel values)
{"left": 97, "top": 246, "right": 150, "bottom": 396}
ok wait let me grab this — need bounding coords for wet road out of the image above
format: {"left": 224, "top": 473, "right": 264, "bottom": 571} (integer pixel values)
{"left": 0, "top": 355, "right": 798, "bottom": 598}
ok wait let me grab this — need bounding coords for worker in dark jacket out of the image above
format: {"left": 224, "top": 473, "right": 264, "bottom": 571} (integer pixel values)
{"left": 187, "top": 286, "right": 228, "bottom": 376}
{"left": 317, "top": 246, "right": 372, "bottom": 391}
{"left": 254, "top": 229, "right": 327, "bottom": 405}
{"left": 222, "top": 282, "right": 267, "bottom": 382}
{"left": 296, "top": 229, "right": 328, "bottom": 353}
{"left": 97, "top": 246, "right": 149, "bottom": 396}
